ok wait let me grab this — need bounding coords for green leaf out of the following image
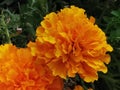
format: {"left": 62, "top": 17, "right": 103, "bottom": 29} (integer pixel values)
{"left": 111, "top": 10, "right": 120, "bottom": 17}
{"left": 0, "top": 0, "right": 16, "bottom": 5}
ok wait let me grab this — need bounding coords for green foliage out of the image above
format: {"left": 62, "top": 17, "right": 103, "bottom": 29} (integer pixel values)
{"left": 99, "top": 9, "right": 120, "bottom": 90}
{"left": 0, "top": 9, "right": 20, "bottom": 44}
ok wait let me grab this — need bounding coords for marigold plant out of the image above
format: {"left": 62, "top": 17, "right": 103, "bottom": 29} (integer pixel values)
{"left": 29, "top": 6, "right": 113, "bottom": 82}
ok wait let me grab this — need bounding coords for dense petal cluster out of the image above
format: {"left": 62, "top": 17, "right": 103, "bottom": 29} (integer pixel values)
{"left": 0, "top": 44, "right": 63, "bottom": 90}
{"left": 31, "top": 6, "right": 113, "bottom": 82}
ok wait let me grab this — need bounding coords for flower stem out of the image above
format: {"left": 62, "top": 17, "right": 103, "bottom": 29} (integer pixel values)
{"left": 1, "top": 11, "right": 11, "bottom": 44}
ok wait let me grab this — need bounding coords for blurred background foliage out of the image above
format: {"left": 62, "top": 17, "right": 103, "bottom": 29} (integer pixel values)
{"left": 0, "top": 0, "right": 120, "bottom": 90}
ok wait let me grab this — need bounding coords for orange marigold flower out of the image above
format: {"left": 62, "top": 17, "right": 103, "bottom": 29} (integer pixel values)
{"left": 88, "top": 88, "right": 93, "bottom": 90}
{"left": 74, "top": 85, "right": 93, "bottom": 90}
{"left": 0, "top": 44, "right": 63, "bottom": 90}
{"left": 74, "top": 85, "right": 84, "bottom": 90}
{"left": 29, "top": 6, "right": 113, "bottom": 82}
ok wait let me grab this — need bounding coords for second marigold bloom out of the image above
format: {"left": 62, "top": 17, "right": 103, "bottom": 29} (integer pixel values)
{"left": 0, "top": 44, "right": 63, "bottom": 90}
{"left": 33, "top": 6, "right": 113, "bottom": 82}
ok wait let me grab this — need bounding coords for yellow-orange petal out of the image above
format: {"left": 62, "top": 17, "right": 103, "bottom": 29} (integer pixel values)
{"left": 48, "top": 59, "right": 67, "bottom": 79}
{"left": 89, "top": 16, "right": 95, "bottom": 24}
{"left": 74, "top": 85, "right": 84, "bottom": 90}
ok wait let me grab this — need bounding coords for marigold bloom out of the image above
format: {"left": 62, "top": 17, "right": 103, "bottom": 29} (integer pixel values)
{"left": 74, "top": 85, "right": 84, "bottom": 90}
{"left": 74, "top": 85, "right": 93, "bottom": 90}
{"left": 29, "top": 6, "right": 113, "bottom": 82}
{"left": 0, "top": 44, "right": 63, "bottom": 90}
